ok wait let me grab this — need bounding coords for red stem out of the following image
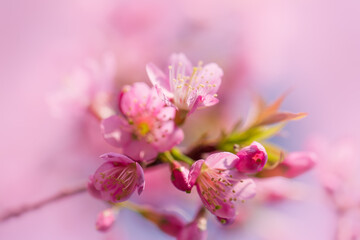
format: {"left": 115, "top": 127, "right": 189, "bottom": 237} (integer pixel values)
{"left": 0, "top": 184, "right": 87, "bottom": 223}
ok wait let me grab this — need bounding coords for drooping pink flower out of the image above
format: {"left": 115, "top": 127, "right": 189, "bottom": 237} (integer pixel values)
{"left": 189, "top": 152, "right": 256, "bottom": 220}
{"left": 92, "top": 153, "right": 145, "bottom": 203}
{"left": 146, "top": 53, "right": 223, "bottom": 115}
{"left": 101, "top": 82, "right": 184, "bottom": 162}
{"left": 235, "top": 141, "right": 268, "bottom": 174}
{"left": 177, "top": 214, "right": 208, "bottom": 240}
{"left": 258, "top": 152, "right": 316, "bottom": 178}
{"left": 96, "top": 208, "right": 117, "bottom": 232}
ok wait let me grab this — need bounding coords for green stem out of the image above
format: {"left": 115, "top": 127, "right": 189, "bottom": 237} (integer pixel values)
{"left": 170, "top": 148, "right": 194, "bottom": 165}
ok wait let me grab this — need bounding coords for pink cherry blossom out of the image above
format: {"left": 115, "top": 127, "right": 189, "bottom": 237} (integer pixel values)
{"left": 236, "top": 141, "right": 268, "bottom": 174}
{"left": 189, "top": 152, "right": 256, "bottom": 220}
{"left": 95, "top": 208, "right": 116, "bottom": 232}
{"left": 146, "top": 53, "right": 223, "bottom": 115}
{"left": 101, "top": 82, "right": 184, "bottom": 162}
{"left": 92, "top": 153, "right": 145, "bottom": 203}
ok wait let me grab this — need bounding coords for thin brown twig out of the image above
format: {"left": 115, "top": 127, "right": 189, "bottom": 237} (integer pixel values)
{"left": 0, "top": 183, "right": 87, "bottom": 223}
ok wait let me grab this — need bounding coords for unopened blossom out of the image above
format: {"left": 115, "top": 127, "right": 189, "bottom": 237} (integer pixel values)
{"left": 177, "top": 209, "right": 208, "bottom": 240}
{"left": 170, "top": 161, "right": 192, "bottom": 192}
{"left": 92, "top": 153, "right": 145, "bottom": 203}
{"left": 102, "top": 82, "right": 184, "bottom": 162}
{"left": 146, "top": 53, "right": 223, "bottom": 115}
{"left": 96, "top": 208, "right": 116, "bottom": 232}
{"left": 236, "top": 141, "right": 268, "bottom": 174}
{"left": 189, "top": 152, "right": 256, "bottom": 220}
{"left": 138, "top": 206, "right": 186, "bottom": 237}
{"left": 258, "top": 152, "right": 316, "bottom": 178}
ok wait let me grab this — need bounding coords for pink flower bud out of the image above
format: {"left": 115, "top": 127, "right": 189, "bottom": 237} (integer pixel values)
{"left": 177, "top": 216, "right": 208, "bottom": 240}
{"left": 235, "top": 142, "right": 268, "bottom": 174}
{"left": 96, "top": 208, "right": 116, "bottom": 232}
{"left": 259, "top": 152, "right": 317, "bottom": 178}
{"left": 171, "top": 161, "right": 193, "bottom": 192}
{"left": 139, "top": 207, "right": 186, "bottom": 237}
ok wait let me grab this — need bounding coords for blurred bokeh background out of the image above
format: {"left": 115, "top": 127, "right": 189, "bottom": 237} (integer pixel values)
{"left": 0, "top": 0, "right": 359, "bottom": 239}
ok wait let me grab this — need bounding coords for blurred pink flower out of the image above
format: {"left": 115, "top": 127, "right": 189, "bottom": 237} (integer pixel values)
{"left": 95, "top": 208, "right": 117, "bottom": 232}
{"left": 101, "top": 82, "right": 184, "bottom": 162}
{"left": 259, "top": 152, "right": 316, "bottom": 178}
{"left": 146, "top": 53, "right": 223, "bottom": 115}
{"left": 47, "top": 53, "right": 116, "bottom": 118}
{"left": 189, "top": 152, "right": 256, "bottom": 220}
{"left": 91, "top": 153, "right": 145, "bottom": 203}
{"left": 235, "top": 141, "right": 268, "bottom": 174}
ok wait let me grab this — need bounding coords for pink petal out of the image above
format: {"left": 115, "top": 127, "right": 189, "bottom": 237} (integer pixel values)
{"left": 123, "top": 140, "right": 158, "bottom": 163}
{"left": 120, "top": 82, "right": 151, "bottom": 117}
{"left": 100, "top": 152, "right": 135, "bottom": 165}
{"left": 135, "top": 162, "right": 145, "bottom": 195}
{"left": 146, "top": 63, "right": 170, "bottom": 91}
{"left": 205, "top": 152, "right": 239, "bottom": 169}
{"left": 101, "top": 115, "right": 131, "bottom": 148}
{"left": 189, "top": 160, "right": 205, "bottom": 186}
{"left": 168, "top": 53, "right": 193, "bottom": 77}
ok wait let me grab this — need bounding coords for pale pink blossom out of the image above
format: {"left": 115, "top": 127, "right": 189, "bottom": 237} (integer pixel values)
{"left": 146, "top": 53, "right": 223, "bottom": 115}
{"left": 96, "top": 208, "right": 117, "bottom": 232}
{"left": 47, "top": 53, "right": 116, "bottom": 118}
{"left": 101, "top": 82, "right": 184, "bottom": 162}
{"left": 235, "top": 141, "right": 268, "bottom": 174}
{"left": 91, "top": 153, "right": 145, "bottom": 203}
{"left": 189, "top": 152, "right": 256, "bottom": 220}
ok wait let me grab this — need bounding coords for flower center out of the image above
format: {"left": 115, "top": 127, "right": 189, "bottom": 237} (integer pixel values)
{"left": 137, "top": 122, "right": 150, "bottom": 136}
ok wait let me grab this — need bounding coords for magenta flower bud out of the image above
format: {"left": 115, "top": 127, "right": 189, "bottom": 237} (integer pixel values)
{"left": 96, "top": 208, "right": 116, "bottom": 232}
{"left": 92, "top": 153, "right": 145, "bottom": 203}
{"left": 171, "top": 162, "right": 193, "bottom": 192}
{"left": 259, "top": 152, "right": 316, "bottom": 178}
{"left": 189, "top": 152, "right": 256, "bottom": 220}
{"left": 177, "top": 216, "right": 208, "bottom": 240}
{"left": 235, "top": 142, "right": 268, "bottom": 174}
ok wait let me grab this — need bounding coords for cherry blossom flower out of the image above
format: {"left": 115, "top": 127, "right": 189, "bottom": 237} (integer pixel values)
{"left": 146, "top": 53, "right": 223, "bottom": 115}
{"left": 101, "top": 82, "right": 184, "bottom": 162}
{"left": 91, "top": 153, "right": 145, "bottom": 203}
{"left": 235, "top": 141, "right": 268, "bottom": 174}
{"left": 189, "top": 152, "right": 256, "bottom": 220}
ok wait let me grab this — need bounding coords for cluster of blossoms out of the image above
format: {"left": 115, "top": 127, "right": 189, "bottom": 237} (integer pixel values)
{"left": 83, "top": 53, "right": 314, "bottom": 238}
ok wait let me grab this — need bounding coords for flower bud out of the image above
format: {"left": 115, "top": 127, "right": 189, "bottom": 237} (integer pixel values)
{"left": 96, "top": 208, "right": 116, "bottom": 232}
{"left": 177, "top": 216, "right": 208, "bottom": 240}
{"left": 139, "top": 207, "right": 185, "bottom": 237}
{"left": 259, "top": 152, "right": 316, "bottom": 178}
{"left": 236, "top": 142, "right": 268, "bottom": 174}
{"left": 170, "top": 161, "right": 193, "bottom": 192}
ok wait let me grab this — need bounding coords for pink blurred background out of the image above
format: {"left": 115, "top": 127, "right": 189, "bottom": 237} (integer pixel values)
{"left": 0, "top": 0, "right": 359, "bottom": 239}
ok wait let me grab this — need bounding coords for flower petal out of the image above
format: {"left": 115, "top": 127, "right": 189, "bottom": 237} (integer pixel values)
{"left": 101, "top": 116, "right": 131, "bottom": 147}
{"left": 205, "top": 152, "right": 239, "bottom": 169}
{"left": 123, "top": 140, "right": 158, "bottom": 163}
{"left": 146, "top": 63, "right": 170, "bottom": 91}
{"left": 189, "top": 160, "right": 205, "bottom": 186}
